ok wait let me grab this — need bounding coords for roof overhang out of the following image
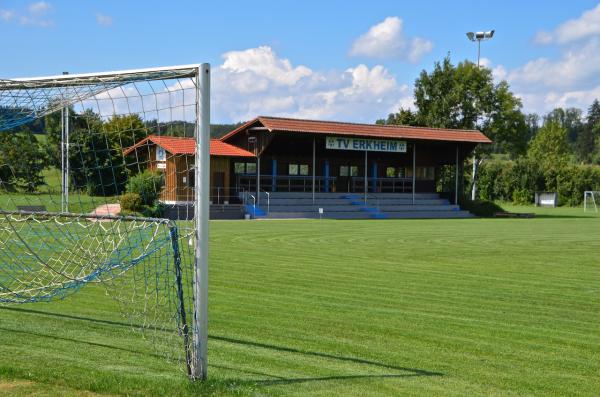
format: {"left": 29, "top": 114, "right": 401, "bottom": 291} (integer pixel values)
{"left": 220, "top": 116, "right": 492, "bottom": 145}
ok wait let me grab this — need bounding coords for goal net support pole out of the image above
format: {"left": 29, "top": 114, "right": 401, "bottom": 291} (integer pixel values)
{"left": 193, "top": 63, "right": 210, "bottom": 380}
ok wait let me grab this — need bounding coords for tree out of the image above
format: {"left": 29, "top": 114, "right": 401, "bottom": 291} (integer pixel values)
{"left": 543, "top": 108, "right": 584, "bottom": 145}
{"left": 528, "top": 121, "right": 571, "bottom": 172}
{"left": 376, "top": 108, "right": 418, "bottom": 126}
{"left": 103, "top": 114, "right": 147, "bottom": 150}
{"left": 44, "top": 107, "right": 64, "bottom": 169}
{"left": 571, "top": 100, "right": 600, "bottom": 164}
{"left": 66, "top": 109, "right": 129, "bottom": 196}
{"left": 383, "top": 56, "right": 528, "bottom": 198}
{"left": 524, "top": 113, "right": 540, "bottom": 142}
{"left": 0, "top": 127, "right": 47, "bottom": 192}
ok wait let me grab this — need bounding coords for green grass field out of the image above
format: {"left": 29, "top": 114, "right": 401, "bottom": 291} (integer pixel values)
{"left": 1, "top": 207, "right": 600, "bottom": 396}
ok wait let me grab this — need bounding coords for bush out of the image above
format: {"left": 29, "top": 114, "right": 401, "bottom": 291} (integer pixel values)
{"left": 512, "top": 189, "right": 532, "bottom": 205}
{"left": 477, "top": 158, "right": 600, "bottom": 206}
{"left": 120, "top": 192, "right": 142, "bottom": 212}
{"left": 461, "top": 199, "right": 505, "bottom": 217}
{"left": 126, "top": 170, "right": 164, "bottom": 206}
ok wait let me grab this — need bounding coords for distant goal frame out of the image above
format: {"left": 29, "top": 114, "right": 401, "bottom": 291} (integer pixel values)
{"left": 583, "top": 191, "right": 599, "bottom": 213}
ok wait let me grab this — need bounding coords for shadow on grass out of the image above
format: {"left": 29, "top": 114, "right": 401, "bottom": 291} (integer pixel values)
{"left": 0, "top": 325, "right": 165, "bottom": 360}
{"left": 1, "top": 306, "right": 443, "bottom": 387}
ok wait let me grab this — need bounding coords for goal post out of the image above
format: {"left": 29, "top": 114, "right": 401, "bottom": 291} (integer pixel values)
{"left": 0, "top": 63, "right": 210, "bottom": 380}
{"left": 584, "top": 191, "right": 599, "bottom": 213}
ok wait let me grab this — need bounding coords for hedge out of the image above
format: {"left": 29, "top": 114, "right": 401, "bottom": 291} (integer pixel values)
{"left": 477, "top": 159, "right": 600, "bottom": 206}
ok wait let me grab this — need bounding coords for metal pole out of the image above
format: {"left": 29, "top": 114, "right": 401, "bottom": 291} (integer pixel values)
{"left": 256, "top": 155, "right": 260, "bottom": 205}
{"left": 193, "top": 63, "right": 210, "bottom": 380}
{"left": 412, "top": 143, "right": 416, "bottom": 205}
{"left": 477, "top": 40, "right": 481, "bottom": 67}
{"left": 472, "top": 156, "right": 477, "bottom": 200}
{"left": 455, "top": 144, "right": 459, "bottom": 205}
{"left": 312, "top": 137, "right": 316, "bottom": 204}
{"left": 65, "top": 105, "right": 69, "bottom": 212}
{"left": 364, "top": 150, "right": 368, "bottom": 205}
{"left": 61, "top": 107, "right": 65, "bottom": 212}
{"left": 61, "top": 71, "right": 69, "bottom": 213}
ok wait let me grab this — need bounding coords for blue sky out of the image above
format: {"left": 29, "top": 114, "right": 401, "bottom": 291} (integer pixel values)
{"left": 1, "top": 0, "right": 600, "bottom": 123}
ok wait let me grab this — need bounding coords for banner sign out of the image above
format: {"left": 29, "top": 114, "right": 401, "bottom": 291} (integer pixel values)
{"left": 325, "top": 136, "right": 406, "bottom": 153}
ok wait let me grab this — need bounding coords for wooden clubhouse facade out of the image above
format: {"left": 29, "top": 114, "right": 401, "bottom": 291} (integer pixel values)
{"left": 124, "top": 116, "right": 491, "bottom": 206}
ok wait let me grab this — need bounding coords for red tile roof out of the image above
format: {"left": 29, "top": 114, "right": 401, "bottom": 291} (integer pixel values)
{"left": 221, "top": 116, "right": 492, "bottom": 144}
{"left": 123, "top": 135, "right": 255, "bottom": 157}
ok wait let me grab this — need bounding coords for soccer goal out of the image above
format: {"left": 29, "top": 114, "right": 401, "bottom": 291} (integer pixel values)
{"left": 0, "top": 64, "right": 210, "bottom": 380}
{"left": 584, "top": 191, "right": 599, "bottom": 213}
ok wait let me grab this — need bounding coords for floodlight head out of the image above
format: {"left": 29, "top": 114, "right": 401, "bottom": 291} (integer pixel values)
{"left": 475, "top": 31, "right": 485, "bottom": 39}
{"left": 485, "top": 30, "right": 495, "bottom": 39}
{"left": 466, "top": 32, "right": 475, "bottom": 41}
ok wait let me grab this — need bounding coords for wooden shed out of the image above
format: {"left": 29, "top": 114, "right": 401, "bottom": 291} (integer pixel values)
{"left": 123, "top": 135, "right": 255, "bottom": 204}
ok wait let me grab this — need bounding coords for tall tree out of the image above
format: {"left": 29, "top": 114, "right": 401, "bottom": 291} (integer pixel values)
{"left": 0, "top": 127, "right": 47, "bottom": 192}
{"left": 543, "top": 108, "right": 584, "bottom": 146}
{"left": 524, "top": 113, "right": 540, "bottom": 142}
{"left": 376, "top": 108, "right": 418, "bottom": 126}
{"left": 573, "top": 100, "right": 600, "bottom": 163}
{"left": 528, "top": 121, "right": 571, "bottom": 171}
{"left": 383, "top": 56, "right": 528, "bottom": 199}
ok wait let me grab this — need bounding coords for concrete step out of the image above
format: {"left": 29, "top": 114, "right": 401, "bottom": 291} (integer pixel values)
{"left": 267, "top": 192, "right": 441, "bottom": 199}
{"left": 266, "top": 204, "right": 460, "bottom": 212}
{"left": 267, "top": 198, "right": 450, "bottom": 206}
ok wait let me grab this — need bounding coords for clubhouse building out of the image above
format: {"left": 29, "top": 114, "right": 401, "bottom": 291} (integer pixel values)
{"left": 124, "top": 116, "right": 491, "bottom": 219}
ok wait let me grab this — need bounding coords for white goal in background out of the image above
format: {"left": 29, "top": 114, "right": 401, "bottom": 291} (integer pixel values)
{"left": 583, "top": 191, "right": 599, "bottom": 213}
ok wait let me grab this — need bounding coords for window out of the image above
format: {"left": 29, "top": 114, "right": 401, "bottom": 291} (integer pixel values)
{"left": 339, "top": 166, "right": 349, "bottom": 176}
{"left": 234, "top": 162, "right": 245, "bottom": 174}
{"left": 188, "top": 170, "right": 195, "bottom": 187}
{"left": 156, "top": 146, "right": 166, "bottom": 162}
{"left": 386, "top": 167, "right": 395, "bottom": 177}
{"left": 416, "top": 166, "right": 435, "bottom": 180}
{"left": 289, "top": 164, "right": 299, "bottom": 175}
{"left": 299, "top": 164, "right": 309, "bottom": 176}
{"left": 245, "top": 162, "right": 256, "bottom": 174}
{"left": 397, "top": 167, "right": 406, "bottom": 178}
{"left": 350, "top": 166, "right": 359, "bottom": 177}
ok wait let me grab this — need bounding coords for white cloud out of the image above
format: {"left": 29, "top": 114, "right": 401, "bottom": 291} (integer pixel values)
{"left": 220, "top": 46, "right": 312, "bottom": 90}
{"left": 535, "top": 4, "right": 600, "bottom": 44}
{"left": 0, "top": 9, "right": 15, "bottom": 21}
{"left": 2, "top": 1, "right": 55, "bottom": 27}
{"left": 488, "top": 4, "right": 600, "bottom": 115}
{"left": 213, "top": 46, "right": 410, "bottom": 122}
{"left": 349, "top": 16, "right": 433, "bottom": 62}
{"left": 96, "top": 13, "right": 113, "bottom": 27}
{"left": 27, "top": 1, "right": 50, "bottom": 15}
{"left": 508, "top": 38, "right": 600, "bottom": 92}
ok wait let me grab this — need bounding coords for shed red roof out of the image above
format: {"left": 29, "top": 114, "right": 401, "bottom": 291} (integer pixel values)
{"left": 221, "top": 116, "right": 492, "bottom": 144}
{"left": 123, "top": 135, "right": 255, "bottom": 157}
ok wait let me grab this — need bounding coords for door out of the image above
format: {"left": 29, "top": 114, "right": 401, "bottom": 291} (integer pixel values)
{"left": 337, "top": 164, "right": 360, "bottom": 192}
{"left": 212, "top": 171, "right": 225, "bottom": 204}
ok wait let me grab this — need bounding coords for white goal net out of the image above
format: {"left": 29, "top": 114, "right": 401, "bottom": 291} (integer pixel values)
{"left": 0, "top": 64, "right": 210, "bottom": 380}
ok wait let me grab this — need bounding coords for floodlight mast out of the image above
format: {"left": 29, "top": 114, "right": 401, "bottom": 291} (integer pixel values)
{"left": 466, "top": 29, "right": 494, "bottom": 201}
{"left": 466, "top": 30, "right": 494, "bottom": 67}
